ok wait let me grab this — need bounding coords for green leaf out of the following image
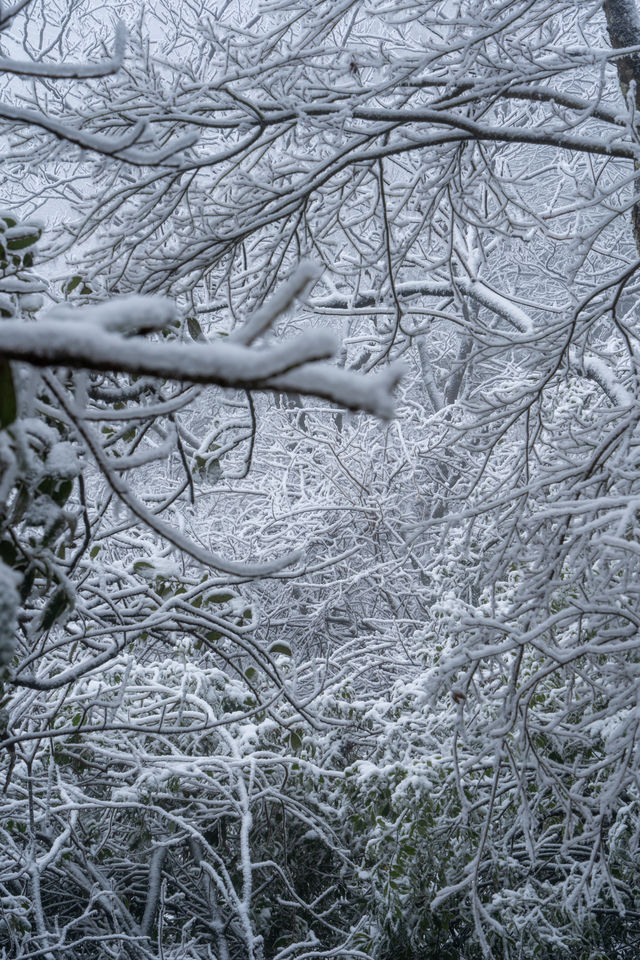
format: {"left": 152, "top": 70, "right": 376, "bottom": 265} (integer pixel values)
{"left": 89, "top": 545, "right": 100, "bottom": 559}
{"left": 0, "top": 359, "right": 16, "bottom": 430}
{"left": 195, "top": 454, "right": 222, "bottom": 481}
{"left": 0, "top": 539, "right": 18, "bottom": 569}
{"left": 71, "top": 714, "right": 82, "bottom": 727}
{"left": 269, "top": 642, "right": 291, "bottom": 657}
{"left": 37, "top": 476, "right": 73, "bottom": 505}
{"left": 63, "top": 275, "right": 82, "bottom": 295}
{"left": 187, "top": 316, "right": 205, "bottom": 341}
{"left": 207, "top": 592, "right": 234, "bottom": 604}
{"left": 39, "top": 588, "right": 70, "bottom": 632}
{"left": 19, "top": 566, "right": 35, "bottom": 602}
{"left": 7, "top": 229, "right": 41, "bottom": 251}
{"left": 289, "top": 730, "right": 303, "bottom": 751}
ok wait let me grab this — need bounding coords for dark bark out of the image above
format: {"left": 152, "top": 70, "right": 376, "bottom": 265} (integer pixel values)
{"left": 604, "top": 0, "right": 640, "bottom": 249}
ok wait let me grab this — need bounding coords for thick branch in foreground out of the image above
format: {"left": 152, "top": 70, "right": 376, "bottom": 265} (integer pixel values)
{"left": 0, "top": 316, "right": 400, "bottom": 417}
{"left": 0, "top": 290, "right": 401, "bottom": 416}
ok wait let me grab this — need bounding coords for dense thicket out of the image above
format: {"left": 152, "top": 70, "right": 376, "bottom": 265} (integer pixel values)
{"left": 3, "top": 1, "right": 640, "bottom": 958}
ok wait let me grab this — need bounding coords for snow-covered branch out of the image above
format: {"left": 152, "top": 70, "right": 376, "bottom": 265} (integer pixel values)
{"left": 0, "top": 311, "right": 400, "bottom": 416}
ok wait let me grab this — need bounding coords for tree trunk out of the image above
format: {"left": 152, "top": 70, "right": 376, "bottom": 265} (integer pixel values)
{"left": 604, "top": 0, "right": 640, "bottom": 249}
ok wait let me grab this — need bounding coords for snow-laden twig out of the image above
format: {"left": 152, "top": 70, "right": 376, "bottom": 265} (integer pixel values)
{"left": 229, "top": 261, "right": 322, "bottom": 345}
{"left": 0, "top": 103, "right": 198, "bottom": 164}
{"left": 0, "top": 21, "right": 127, "bottom": 79}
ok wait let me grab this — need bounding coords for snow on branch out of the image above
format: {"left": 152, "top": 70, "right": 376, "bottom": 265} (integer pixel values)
{"left": 0, "top": 20, "right": 127, "bottom": 79}
{"left": 1, "top": 285, "right": 402, "bottom": 417}
{"left": 45, "top": 373, "right": 304, "bottom": 579}
{"left": 313, "top": 278, "right": 533, "bottom": 333}
{"left": 267, "top": 362, "right": 403, "bottom": 418}
{"left": 229, "top": 260, "right": 321, "bottom": 345}
{"left": 0, "top": 22, "right": 197, "bottom": 165}
{"left": 458, "top": 279, "right": 533, "bottom": 334}
{"left": 581, "top": 352, "right": 632, "bottom": 406}
{"left": 0, "top": 314, "right": 336, "bottom": 380}
{"left": 0, "top": 1, "right": 33, "bottom": 29}
{"left": 0, "top": 101, "right": 198, "bottom": 164}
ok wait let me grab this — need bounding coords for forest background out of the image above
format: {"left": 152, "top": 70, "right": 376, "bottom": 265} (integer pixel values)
{"left": 2, "top": 1, "right": 640, "bottom": 958}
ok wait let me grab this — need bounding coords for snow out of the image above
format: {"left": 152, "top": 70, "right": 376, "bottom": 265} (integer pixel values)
{"left": 0, "top": 277, "right": 47, "bottom": 293}
{"left": 0, "top": 312, "right": 335, "bottom": 380}
{"left": 45, "top": 441, "right": 81, "bottom": 479}
{"left": 4, "top": 2, "right": 640, "bottom": 956}
{"left": 582, "top": 353, "right": 632, "bottom": 406}
{"left": 459, "top": 279, "right": 533, "bottom": 334}
{"left": 0, "top": 21, "right": 127, "bottom": 79}
{"left": 0, "top": 103, "right": 198, "bottom": 166}
{"left": 229, "top": 261, "right": 322, "bottom": 345}
{"left": 0, "top": 303, "right": 402, "bottom": 417}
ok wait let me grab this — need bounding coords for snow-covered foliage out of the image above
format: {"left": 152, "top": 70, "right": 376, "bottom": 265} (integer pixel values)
{"left": 3, "top": 1, "right": 640, "bottom": 958}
